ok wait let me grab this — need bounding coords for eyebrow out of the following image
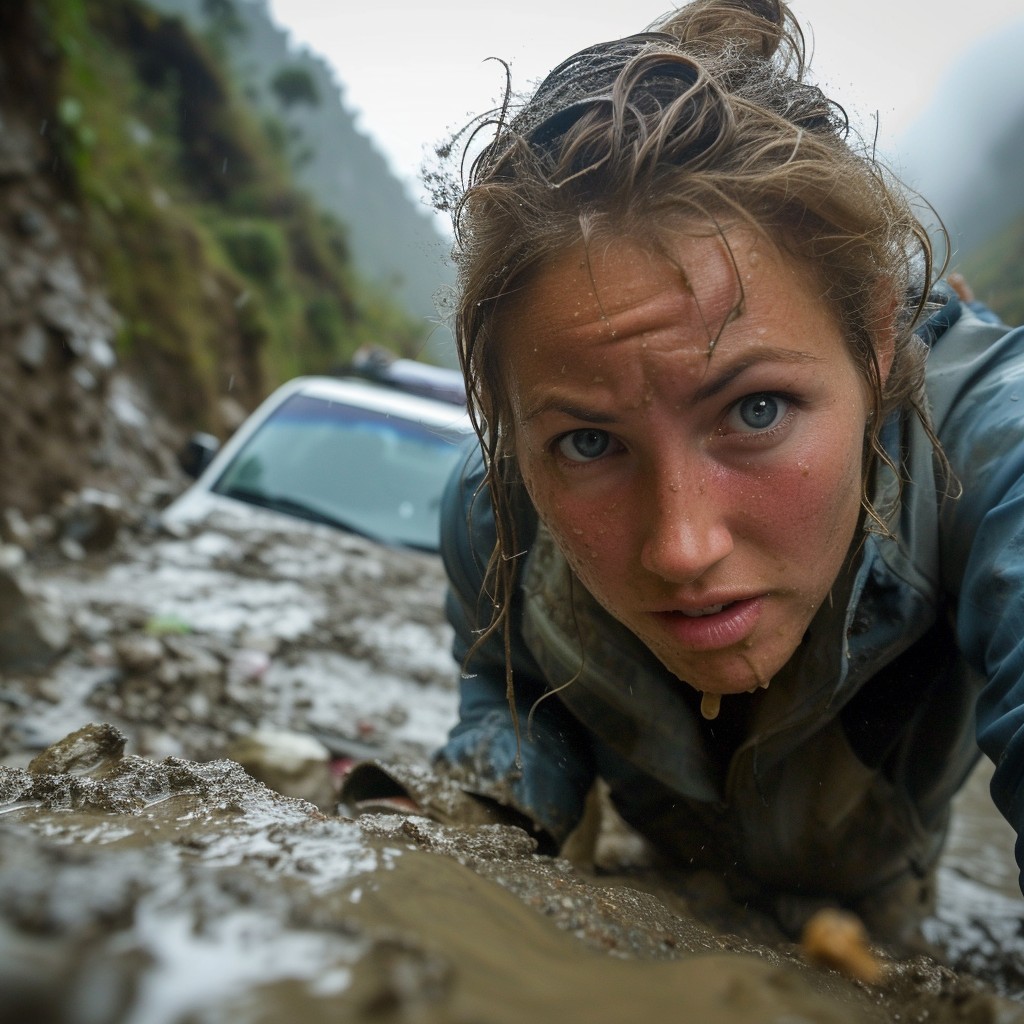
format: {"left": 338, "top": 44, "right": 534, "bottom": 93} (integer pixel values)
{"left": 691, "top": 348, "right": 822, "bottom": 402}
{"left": 521, "top": 347, "right": 823, "bottom": 423}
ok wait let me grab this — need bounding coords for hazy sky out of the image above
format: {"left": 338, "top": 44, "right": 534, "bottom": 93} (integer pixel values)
{"left": 265, "top": 0, "right": 1024, "bottom": 207}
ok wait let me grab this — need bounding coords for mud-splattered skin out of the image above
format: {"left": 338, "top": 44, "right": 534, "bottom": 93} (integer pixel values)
{"left": 503, "top": 230, "right": 886, "bottom": 703}
{"left": 0, "top": 726, "right": 1017, "bottom": 1024}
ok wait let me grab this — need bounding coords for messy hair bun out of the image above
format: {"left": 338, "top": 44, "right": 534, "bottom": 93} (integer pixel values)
{"left": 657, "top": 0, "right": 793, "bottom": 62}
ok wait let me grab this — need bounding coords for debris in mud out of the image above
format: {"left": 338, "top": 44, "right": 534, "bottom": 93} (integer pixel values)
{"left": 2, "top": 727, "right": 1019, "bottom": 1024}
{"left": 227, "top": 727, "right": 335, "bottom": 811}
{"left": 0, "top": 513, "right": 459, "bottom": 769}
{"left": 0, "top": 545, "right": 68, "bottom": 671}
{"left": 801, "top": 908, "right": 886, "bottom": 985}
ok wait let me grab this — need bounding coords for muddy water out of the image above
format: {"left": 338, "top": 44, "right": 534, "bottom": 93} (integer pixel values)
{"left": 0, "top": 725, "right": 1021, "bottom": 1024}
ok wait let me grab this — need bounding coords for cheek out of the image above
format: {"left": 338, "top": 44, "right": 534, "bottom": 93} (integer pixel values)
{"left": 751, "top": 437, "right": 864, "bottom": 562}
{"left": 521, "top": 470, "right": 631, "bottom": 579}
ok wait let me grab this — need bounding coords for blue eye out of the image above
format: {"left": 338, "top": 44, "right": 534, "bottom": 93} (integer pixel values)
{"left": 557, "top": 429, "right": 612, "bottom": 462}
{"left": 731, "top": 394, "right": 789, "bottom": 432}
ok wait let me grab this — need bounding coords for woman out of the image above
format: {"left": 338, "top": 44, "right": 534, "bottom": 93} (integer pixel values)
{"left": 350, "top": 0, "right": 1023, "bottom": 937}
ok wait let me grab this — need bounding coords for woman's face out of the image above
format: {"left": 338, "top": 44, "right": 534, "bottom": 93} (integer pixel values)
{"left": 499, "top": 229, "right": 882, "bottom": 697}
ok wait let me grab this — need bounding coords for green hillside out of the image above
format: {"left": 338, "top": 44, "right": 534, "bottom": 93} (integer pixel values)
{"left": 958, "top": 211, "right": 1024, "bottom": 327}
{"left": 145, "top": 0, "right": 458, "bottom": 367}
{"left": 39, "top": 0, "right": 427, "bottom": 431}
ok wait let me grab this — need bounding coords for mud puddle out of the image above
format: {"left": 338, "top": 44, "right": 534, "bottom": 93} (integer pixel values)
{"left": 2, "top": 724, "right": 1020, "bottom": 1024}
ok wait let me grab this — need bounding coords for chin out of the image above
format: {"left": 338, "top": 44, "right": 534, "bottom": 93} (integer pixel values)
{"left": 662, "top": 644, "right": 793, "bottom": 696}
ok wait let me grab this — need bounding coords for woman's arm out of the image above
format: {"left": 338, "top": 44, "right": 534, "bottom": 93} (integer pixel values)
{"left": 932, "top": 305, "right": 1024, "bottom": 894}
{"left": 434, "top": 445, "right": 597, "bottom": 849}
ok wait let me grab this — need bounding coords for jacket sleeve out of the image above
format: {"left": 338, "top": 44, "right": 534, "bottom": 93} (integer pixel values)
{"left": 932, "top": 302, "right": 1024, "bottom": 893}
{"left": 433, "top": 444, "right": 596, "bottom": 848}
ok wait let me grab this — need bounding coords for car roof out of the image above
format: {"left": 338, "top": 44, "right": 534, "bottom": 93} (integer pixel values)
{"left": 278, "top": 375, "right": 474, "bottom": 432}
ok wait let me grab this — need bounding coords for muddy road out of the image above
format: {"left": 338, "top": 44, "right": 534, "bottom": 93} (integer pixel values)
{"left": 0, "top": 507, "right": 1022, "bottom": 1022}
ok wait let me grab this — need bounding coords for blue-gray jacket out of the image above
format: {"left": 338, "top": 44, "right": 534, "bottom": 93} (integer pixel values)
{"left": 437, "top": 292, "right": 1024, "bottom": 906}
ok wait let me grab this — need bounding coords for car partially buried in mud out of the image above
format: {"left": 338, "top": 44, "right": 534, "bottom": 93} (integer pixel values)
{"left": 164, "top": 375, "right": 475, "bottom": 553}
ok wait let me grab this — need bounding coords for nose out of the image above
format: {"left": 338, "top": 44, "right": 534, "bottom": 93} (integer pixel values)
{"left": 639, "top": 462, "right": 734, "bottom": 584}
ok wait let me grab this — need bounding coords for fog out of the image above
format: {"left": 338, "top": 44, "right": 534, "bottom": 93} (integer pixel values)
{"left": 893, "top": 19, "right": 1024, "bottom": 261}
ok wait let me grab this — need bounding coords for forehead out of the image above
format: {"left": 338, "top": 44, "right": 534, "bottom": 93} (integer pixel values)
{"left": 494, "top": 227, "right": 809, "bottom": 362}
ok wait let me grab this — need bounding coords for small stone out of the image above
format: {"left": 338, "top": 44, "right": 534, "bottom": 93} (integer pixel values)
{"left": 58, "top": 537, "right": 85, "bottom": 560}
{"left": 30, "top": 514, "right": 58, "bottom": 544}
{"left": 13, "top": 206, "right": 51, "bottom": 239}
{"left": 85, "top": 336, "right": 117, "bottom": 372}
{"left": 115, "top": 634, "right": 164, "bottom": 673}
{"left": 16, "top": 323, "right": 48, "bottom": 370}
{"left": 27, "top": 723, "right": 126, "bottom": 777}
{"left": 227, "top": 728, "right": 334, "bottom": 811}
{"left": 60, "top": 488, "right": 124, "bottom": 550}
{"left": 228, "top": 648, "right": 271, "bottom": 683}
{"left": 0, "top": 560, "right": 69, "bottom": 670}
{"left": 71, "top": 363, "right": 97, "bottom": 391}
{"left": 38, "top": 293, "right": 79, "bottom": 335}
{"left": 0, "top": 508, "right": 33, "bottom": 548}
{"left": 43, "top": 254, "right": 85, "bottom": 298}
{"left": 0, "top": 543, "right": 26, "bottom": 569}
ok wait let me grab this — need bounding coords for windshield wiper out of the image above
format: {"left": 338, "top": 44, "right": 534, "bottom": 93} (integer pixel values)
{"left": 219, "top": 485, "right": 383, "bottom": 541}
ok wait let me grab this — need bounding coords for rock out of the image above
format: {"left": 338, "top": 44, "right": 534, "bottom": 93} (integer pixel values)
{"left": 29, "top": 514, "right": 58, "bottom": 545}
{"left": 0, "top": 543, "right": 25, "bottom": 570}
{"left": 27, "top": 723, "right": 126, "bottom": 777}
{"left": 0, "top": 559, "right": 69, "bottom": 671}
{"left": 43, "top": 255, "right": 85, "bottom": 299}
{"left": 37, "top": 291, "right": 79, "bottom": 336}
{"left": 227, "top": 728, "right": 334, "bottom": 811}
{"left": 58, "top": 537, "right": 85, "bottom": 561}
{"left": 12, "top": 206, "right": 54, "bottom": 243}
{"left": 71, "top": 364, "right": 97, "bottom": 392}
{"left": 59, "top": 488, "right": 124, "bottom": 550}
{"left": 15, "top": 322, "right": 48, "bottom": 371}
{"left": 114, "top": 635, "right": 164, "bottom": 674}
{"left": 84, "top": 336, "right": 116, "bottom": 374}
{"left": 0, "top": 509, "right": 33, "bottom": 549}
{"left": 3, "top": 253, "right": 41, "bottom": 303}
{"left": 0, "top": 122, "right": 33, "bottom": 179}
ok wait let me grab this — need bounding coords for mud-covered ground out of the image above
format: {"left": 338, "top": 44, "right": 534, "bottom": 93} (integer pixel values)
{"left": 1, "top": 506, "right": 1022, "bottom": 1023}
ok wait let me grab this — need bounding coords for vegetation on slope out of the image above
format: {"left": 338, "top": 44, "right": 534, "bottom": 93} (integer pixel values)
{"left": 39, "top": 0, "right": 426, "bottom": 430}
{"left": 958, "top": 211, "right": 1024, "bottom": 327}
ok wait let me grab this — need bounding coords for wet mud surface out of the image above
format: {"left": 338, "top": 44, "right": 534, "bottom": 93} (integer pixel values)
{"left": 2, "top": 725, "right": 1019, "bottom": 1024}
{"left": 1, "top": 513, "right": 1022, "bottom": 1022}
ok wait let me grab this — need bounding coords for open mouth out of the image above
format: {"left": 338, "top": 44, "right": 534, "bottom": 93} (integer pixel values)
{"left": 679, "top": 603, "right": 726, "bottom": 618}
{"left": 651, "top": 596, "right": 764, "bottom": 652}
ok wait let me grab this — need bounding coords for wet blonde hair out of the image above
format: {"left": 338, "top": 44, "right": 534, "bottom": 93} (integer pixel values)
{"left": 442, "top": 0, "right": 937, "bottom": 675}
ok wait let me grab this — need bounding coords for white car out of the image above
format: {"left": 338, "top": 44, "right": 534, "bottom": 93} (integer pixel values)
{"left": 163, "top": 376, "right": 475, "bottom": 552}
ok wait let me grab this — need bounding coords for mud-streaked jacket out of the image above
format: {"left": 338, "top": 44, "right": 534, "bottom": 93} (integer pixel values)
{"left": 436, "top": 292, "right": 1024, "bottom": 906}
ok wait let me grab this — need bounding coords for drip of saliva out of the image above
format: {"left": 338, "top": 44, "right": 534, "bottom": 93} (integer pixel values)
{"left": 699, "top": 678, "right": 771, "bottom": 721}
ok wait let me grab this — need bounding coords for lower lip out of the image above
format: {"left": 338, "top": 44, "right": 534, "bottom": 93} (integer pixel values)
{"left": 650, "top": 597, "right": 765, "bottom": 652}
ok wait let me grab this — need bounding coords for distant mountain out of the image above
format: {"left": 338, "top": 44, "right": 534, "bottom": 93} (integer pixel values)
{"left": 959, "top": 210, "right": 1024, "bottom": 326}
{"left": 894, "top": 19, "right": 1024, "bottom": 268}
{"left": 145, "top": 0, "right": 457, "bottom": 365}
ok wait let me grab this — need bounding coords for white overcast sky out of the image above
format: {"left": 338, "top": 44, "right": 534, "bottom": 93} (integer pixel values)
{"left": 265, "top": 0, "right": 1024, "bottom": 209}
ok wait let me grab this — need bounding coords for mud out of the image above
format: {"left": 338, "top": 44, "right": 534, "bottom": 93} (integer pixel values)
{"left": 0, "top": 724, "right": 1018, "bottom": 1024}
{"left": 1, "top": 513, "right": 1022, "bottom": 1022}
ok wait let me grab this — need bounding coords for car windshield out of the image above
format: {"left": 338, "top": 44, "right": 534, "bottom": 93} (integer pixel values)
{"left": 211, "top": 392, "right": 470, "bottom": 551}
